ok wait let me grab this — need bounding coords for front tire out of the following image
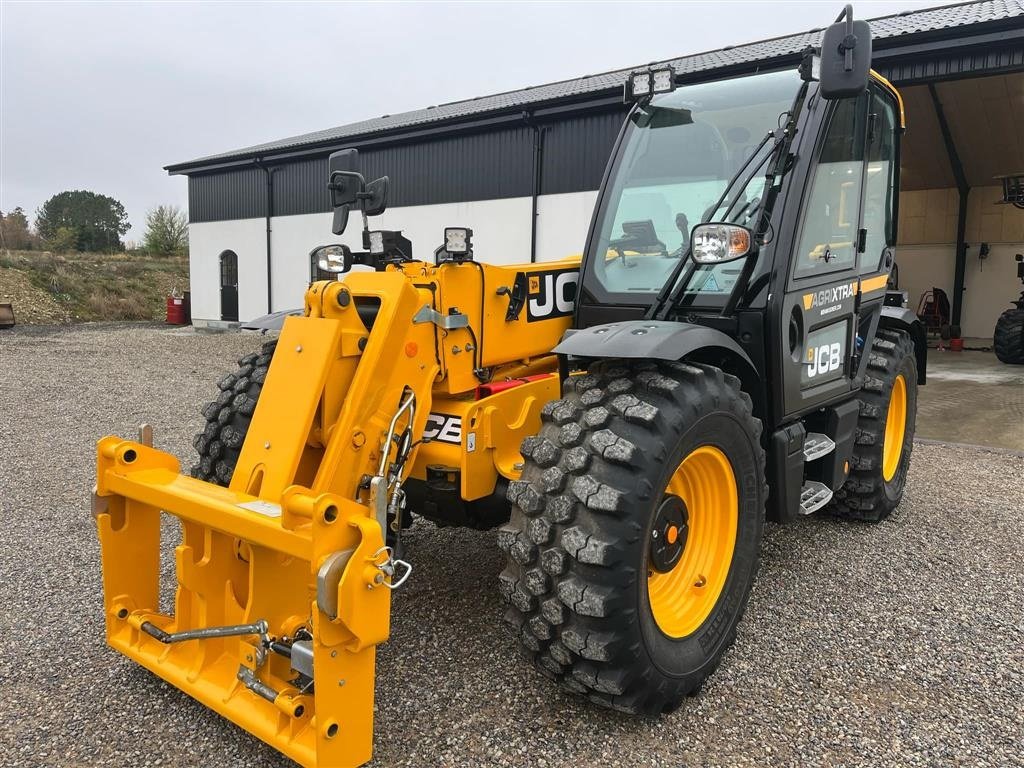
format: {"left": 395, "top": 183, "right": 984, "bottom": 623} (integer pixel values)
{"left": 994, "top": 308, "right": 1024, "bottom": 364}
{"left": 498, "top": 360, "right": 765, "bottom": 714}
{"left": 190, "top": 339, "right": 276, "bottom": 486}
{"left": 830, "top": 329, "right": 917, "bottom": 521}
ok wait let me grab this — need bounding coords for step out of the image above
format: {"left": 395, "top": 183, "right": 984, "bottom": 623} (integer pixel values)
{"left": 799, "top": 480, "right": 834, "bottom": 516}
{"left": 803, "top": 432, "right": 836, "bottom": 463}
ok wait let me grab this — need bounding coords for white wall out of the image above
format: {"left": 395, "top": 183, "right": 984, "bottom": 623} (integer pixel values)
{"left": 188, "top": 219, "right": 267, "bottom": 324}
{"left": 897, "top": 186, "right": 1024, "bottom": 338}
{"left": 189, "top": 191, "right": 598, "bottom": 323}
{"left": 536, "top": 190, "right": 599, "bottom": 262}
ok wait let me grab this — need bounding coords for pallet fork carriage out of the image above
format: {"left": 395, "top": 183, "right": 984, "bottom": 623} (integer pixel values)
{"left": 95, "top": 7, "right": 926, "bottom": 767}
{"left": 94, "top": 267, "right": 571, "bottom": 767}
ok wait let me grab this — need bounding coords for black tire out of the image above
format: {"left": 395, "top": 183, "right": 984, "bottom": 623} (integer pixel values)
{"left": 498, "top": 360, "right": 766, "bottom": 714}
{"left": 190, "top": 339, "right": 277, "bottom": 486}
{"left": 994, "top": 308, "right": 1024, "bottom": 365}
{"left": 830, "top": 329, "right": 917, "bottom": 522}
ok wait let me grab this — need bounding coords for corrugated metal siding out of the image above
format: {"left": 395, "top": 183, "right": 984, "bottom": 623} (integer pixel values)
{"left": 192, "top": 126, "right": 536, "bottom": 221}
{"left": 877, "top": 44, "right": 1024, "bottom": 84}
{"left": 541, "top": 109, "right": 628, "bottom": 195}
{"left": 188, "top": 167, "right": 266, "bottom": 223}
{"left": 363, "top": 127, "right": 534, "bottom": 206}
{"left": 273, "top": 158, "right": 329, "bottom": 217}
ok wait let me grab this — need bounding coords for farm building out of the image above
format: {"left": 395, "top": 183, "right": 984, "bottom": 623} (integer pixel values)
{"left": 166, "top": 0, "right": 1024, "bottom": 340}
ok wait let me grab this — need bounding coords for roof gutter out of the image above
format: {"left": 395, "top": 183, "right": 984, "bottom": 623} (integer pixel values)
{"left": 522, "top": 111, "right": 546, "bottom": 263}
{"left": 255, "top": 158, "right": 276, "bottom": 314}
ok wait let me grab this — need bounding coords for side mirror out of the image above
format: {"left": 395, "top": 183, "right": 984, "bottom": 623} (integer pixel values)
{"left": 819, "top": 5, "right": 872, "bottom": 99}
{"left": 690, "top": 223, "right": 754, "bottom": 264}
{"left": 311, "top": 244, "right": 353, "bottom": 275}
{"left": 326, "top": 147, "right": 390, "bottom": 234}
{"left": 362, "top": 176, "right": 389, "bottom": 216}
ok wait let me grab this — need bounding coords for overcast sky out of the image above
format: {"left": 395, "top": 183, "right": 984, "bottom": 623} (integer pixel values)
{"left": 1, "top": 0, "right": 962, "bottom": 241}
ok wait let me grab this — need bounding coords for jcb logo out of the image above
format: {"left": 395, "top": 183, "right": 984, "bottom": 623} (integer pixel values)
{"left": 526, "top": 269, "right": 579, "bottom": 322}
{"left": 423, "top": 413, "right": 461, "bottom": 444}
{"left": 806, "top": 343, "right": 842, "bottom": 378}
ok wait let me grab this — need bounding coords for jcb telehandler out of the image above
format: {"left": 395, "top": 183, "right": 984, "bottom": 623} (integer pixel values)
{"left": 94, "top": 7, "right": 925, "bottom": 766}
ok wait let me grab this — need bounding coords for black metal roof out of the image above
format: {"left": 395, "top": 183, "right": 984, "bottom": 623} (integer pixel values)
{"left": 167, "top": 0, "right": 1024, "bottom": 174}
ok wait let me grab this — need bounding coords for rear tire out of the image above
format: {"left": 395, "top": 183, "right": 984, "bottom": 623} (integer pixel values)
{"left": 994, "top": 308, "right": 1024, "bottom": 365}
{"left": 190, "top": 339, "right": 276, "bottom": 486}
{"left": 830, "top": 329, "right": 917, "bottom": 522}
{"left": 498, "top": 360, "right": 765, "bottom": 714}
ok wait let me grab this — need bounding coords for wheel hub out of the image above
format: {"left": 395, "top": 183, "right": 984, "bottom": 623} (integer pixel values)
{"left": 649, "top": 495, "right": 689, "bottom": 573}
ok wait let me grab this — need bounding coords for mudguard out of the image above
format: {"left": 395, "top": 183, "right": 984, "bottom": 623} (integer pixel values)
{"left": 879, "top": 305, "right": 927, "bottom": 384}
{"left": 555, "top": 320, "right": 754, "bottom": 367}
{"left": 554, "top": 320, "right": 762, "bottom": 407}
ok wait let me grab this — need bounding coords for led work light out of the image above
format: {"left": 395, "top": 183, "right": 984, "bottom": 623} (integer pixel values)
{"left": 624, "top": 67, "right": 676, "bottom": 102}
{"left": 368, "top": 230, "right": 385, "bottom": 255}
{"left": 444, "top": 227, "right": 473, "bottom": 255}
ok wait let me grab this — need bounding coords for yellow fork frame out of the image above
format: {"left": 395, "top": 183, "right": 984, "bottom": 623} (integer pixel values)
{"left": 94, "top": 274, "right": 439, "bottom": 767}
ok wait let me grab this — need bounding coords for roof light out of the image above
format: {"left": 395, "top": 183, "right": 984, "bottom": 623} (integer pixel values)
{"left": 624, "top": 68, "right": 676, "bottom": 103}
{"left": 651, "top": 68, "right": 675, "bottom": 94}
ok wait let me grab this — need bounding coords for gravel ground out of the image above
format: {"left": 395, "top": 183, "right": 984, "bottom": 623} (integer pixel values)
{"left": 1, "top": 323, "right": 1022, "bottom": 768}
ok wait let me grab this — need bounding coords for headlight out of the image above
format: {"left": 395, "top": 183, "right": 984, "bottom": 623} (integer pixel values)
{"left": 444, "top": 227, "right": 473, "bottom": 255}
{"left": 311, "top": 244, "right": 352, "bottom": 273}
{"left": 691, "top": 224, "right": 753, "bottom": 264}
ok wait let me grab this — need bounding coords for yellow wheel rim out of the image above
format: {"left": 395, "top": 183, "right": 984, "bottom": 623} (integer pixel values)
{"left": 882, "top": 374, "right": 907, "bottom": 482}
{"left": 647, "top": 446, "right": 738, "bottom": 639}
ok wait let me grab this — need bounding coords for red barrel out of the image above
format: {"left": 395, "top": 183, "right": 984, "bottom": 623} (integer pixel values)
{"left": 166, "top": 295, "right": 187, "bottom": 325}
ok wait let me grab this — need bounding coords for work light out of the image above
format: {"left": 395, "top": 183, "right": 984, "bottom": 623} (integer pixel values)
{"left": 651, "top": 67, "right": 675, "bottom": 93}
{"left": 629, "top": 72, "right": 652, "bottom": 99}
{"left": 691, "top": 224, "right": 752, "bottom": 264}
{"left": 625, "top": 67, "right": 676, "bottom": 103}
{"left": 444, "top": 227, "right": 473, "bottom": 255}
{"left": 368, "top": 230, "right": 385, "bottom": 255}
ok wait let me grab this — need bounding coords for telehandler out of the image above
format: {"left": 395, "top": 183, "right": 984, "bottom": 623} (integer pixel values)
{"left": 94, "top": 7, "right": 925, "bottom": 766}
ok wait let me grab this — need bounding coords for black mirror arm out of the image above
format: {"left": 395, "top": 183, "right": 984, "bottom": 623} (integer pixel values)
{"left": 838, "top": 4, "right": 857, "bottom": 72}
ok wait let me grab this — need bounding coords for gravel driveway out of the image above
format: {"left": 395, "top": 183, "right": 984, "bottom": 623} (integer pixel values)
{"left": 1, "top": 323, "right": 1021, "bottom": 767}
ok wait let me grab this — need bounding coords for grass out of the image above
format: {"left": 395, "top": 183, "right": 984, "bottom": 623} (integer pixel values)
{"left": 0, "top": 249, "right": 189, "bottom": 323}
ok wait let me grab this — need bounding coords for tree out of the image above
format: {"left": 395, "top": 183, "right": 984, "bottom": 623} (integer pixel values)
{"left": 47, "top": 226, "right": 79, "bottom": 253}
{"left": 143, "top": 205, "right": 188, "bottom": 255}
{"left": 35, "top": 190, "right": 130, "bottom": 252}
{"left": 0, "top": 207, "right": 40, "bottom": 250}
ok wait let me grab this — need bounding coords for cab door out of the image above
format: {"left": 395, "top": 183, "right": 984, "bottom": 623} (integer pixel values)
{"left": 777, "top": 83, "right": 900, "bottom": 419}
{"left": 778, "top": 93, "right": 869, "bottom": 417}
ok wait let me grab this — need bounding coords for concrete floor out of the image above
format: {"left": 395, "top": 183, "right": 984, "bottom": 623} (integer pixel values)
{"left": 917, "top": 348, "right": 1024, "bottom": 451}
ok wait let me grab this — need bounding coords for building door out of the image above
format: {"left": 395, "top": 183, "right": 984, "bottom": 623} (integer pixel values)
{"left": 220, "top": 250, "right": 239, "bottom": 322}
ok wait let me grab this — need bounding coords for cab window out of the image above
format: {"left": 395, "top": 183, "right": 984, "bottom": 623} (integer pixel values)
{"left": 794, "top": 95, "right": 866, "bottom": 277}
{"left": 861, "top": 87, "right": 898, "bottom": 271}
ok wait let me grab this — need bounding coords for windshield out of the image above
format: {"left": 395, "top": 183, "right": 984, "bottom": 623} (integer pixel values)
{"left": 588, "top": 69, "right": 801, "bottom": 301}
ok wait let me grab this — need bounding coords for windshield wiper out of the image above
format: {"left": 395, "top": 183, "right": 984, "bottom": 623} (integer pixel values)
{"left": 648, "top": 79, "right": 811, "bottom": 320}
{"left": 645, "top": 128, "right": 779, "bottom": 320}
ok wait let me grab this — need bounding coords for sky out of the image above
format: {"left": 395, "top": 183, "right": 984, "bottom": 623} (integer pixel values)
{"left": 1, "top": 0, "right": 966, "bottom": 242}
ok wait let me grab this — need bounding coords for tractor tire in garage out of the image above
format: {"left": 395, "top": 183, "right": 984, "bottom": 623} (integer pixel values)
{"left": 190, "top": 339, "right": 277, "bottom": 486}
{"left": 498, "top": 359, "right": 766, "bottom": 714}
{"left": 993, "top": 308, "right": 1024, "bottom": 365}
{"left": 830, "top": 329, "right": 917, "bottom": 522}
